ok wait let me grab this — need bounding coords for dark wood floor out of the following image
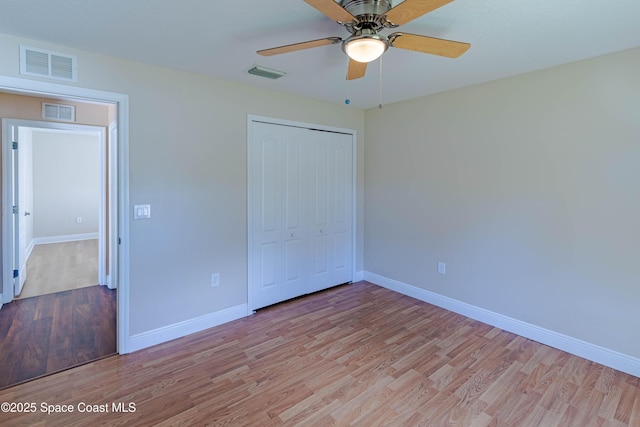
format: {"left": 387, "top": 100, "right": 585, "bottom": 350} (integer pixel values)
{"left": 0, "top": 281, "right": 638, "bottom": 426}
{"left": 0, "top": 285, "right": 116, "bottom": 389}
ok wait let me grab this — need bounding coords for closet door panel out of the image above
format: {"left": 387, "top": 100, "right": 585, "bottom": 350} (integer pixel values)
{"left": 309, "top": 138, "right": 331, "bottom": 291}
{"left": 330, "top": 134, "right": 353, "bottom": 285}
{"left": 281, "top": 130, "right": 307, "bottom": 300}
{"left": 308, "top": 131, "right": 353, "bottom": 293}
{"left": 251, "top": 123, "right": 284, "bottom": 308}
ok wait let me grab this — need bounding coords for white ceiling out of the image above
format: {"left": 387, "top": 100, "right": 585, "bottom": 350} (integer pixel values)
{"left": 0, "top": 0, "right": 639, "bottom": 109}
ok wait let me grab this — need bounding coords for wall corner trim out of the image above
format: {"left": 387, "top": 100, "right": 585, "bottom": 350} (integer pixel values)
{"left": 127, "top": 304, "right": 248, "bottom": 353}
{"left": 363, "top": 271, "right": 640, "bottom": 378}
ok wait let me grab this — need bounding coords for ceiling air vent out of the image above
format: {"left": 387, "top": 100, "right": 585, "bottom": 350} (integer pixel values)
{"left": 247, "top": 65, "right": 286, "bottom": 80}
{"left": 42, "top": 102, "right": 76, "bottom": 122}
{"left": 20, "top": 45, "right": 77, "bottom": 82}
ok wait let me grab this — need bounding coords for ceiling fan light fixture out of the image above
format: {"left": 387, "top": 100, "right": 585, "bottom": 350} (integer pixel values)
{"left": 343, "top": 30, "right": 388, "bottom": 63}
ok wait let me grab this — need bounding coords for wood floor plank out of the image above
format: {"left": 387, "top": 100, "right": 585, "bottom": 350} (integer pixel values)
{"left": 0, "top": 281, "right": 638, "bottom": 426}
{"left": 0, "top": 285, "right": 116, "bottom": 389}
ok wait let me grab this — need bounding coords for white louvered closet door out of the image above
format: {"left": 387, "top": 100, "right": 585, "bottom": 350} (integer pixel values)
{"left": 249, "top": 120, "right": 353, "bottom": 311}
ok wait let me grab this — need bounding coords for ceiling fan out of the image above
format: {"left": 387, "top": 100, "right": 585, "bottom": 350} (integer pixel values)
{"left": 257, "top": 0, "right": 471, "bottom": 80}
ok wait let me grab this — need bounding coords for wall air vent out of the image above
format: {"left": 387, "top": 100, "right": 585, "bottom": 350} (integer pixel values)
{"left": 247, "top": 65, "right": 286, "bottom": 80}
{"left": 20, "top": 45, "right": 77, "bottom": 82}
{"left": 42, "top": 102, "right": 76, "bottom": 122}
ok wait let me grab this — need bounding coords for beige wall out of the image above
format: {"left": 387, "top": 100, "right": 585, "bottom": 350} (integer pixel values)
{"left": 0, "top": 93, "right": 111, "bottom": 125}
{"left": 0, "top": 33, "right": 365, "bottom": 336}
{"left": 364, "top": 47, "right": 640, "bottom": 358}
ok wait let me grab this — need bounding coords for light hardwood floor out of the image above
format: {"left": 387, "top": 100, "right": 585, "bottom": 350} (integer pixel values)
{"left": 17, "top": 239, "right": 98, "bottom": 299}
{"left": 0, "top": 282, "right": 637, "bottom": 426}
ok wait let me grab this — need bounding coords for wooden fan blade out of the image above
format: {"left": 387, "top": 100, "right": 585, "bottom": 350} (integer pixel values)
{"left": 385, "top": 0, "right": 454, "bottom": 26}
{"left": 346, "top": 59, "right": 367, "bottom": 80}
{"left": 389, "top": 33, "right": 470, "bottom": 58}
{"left": 305, "top": 0, "right": 356, "bottom": 23}
{"left": 257, "top": 37, "right": 342, "bottom": 56}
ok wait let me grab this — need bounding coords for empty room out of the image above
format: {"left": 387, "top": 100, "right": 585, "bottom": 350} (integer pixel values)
{"left": 0, "top": 0, "right": 639, "bottom": 425}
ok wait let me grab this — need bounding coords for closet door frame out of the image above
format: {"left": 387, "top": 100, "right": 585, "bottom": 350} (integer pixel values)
{"left": 247, "top": 115, "right": 357, "bottom": 313}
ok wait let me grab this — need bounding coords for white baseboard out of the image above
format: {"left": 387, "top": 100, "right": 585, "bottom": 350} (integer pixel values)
{"left": 26, "top": 239, "right": 35, "bottom": 260}
{"left": 128, "top": 304, "right": 248, "bottom": 353}
{"left": 105, "top": 274, "right": 116, "bottom": 290}
{"left": 364, "top": 271, "right": 640, "bottom": 378}
{"left": 33, "top": 232, "right": 99, "bottom": 245}
{"left": 353, "top": 270, "right": 365, "bottom": 282}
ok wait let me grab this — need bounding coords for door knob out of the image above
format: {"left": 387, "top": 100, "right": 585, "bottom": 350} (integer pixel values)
{"left": 24, "top": 211, "right": 31, "bottom": 216}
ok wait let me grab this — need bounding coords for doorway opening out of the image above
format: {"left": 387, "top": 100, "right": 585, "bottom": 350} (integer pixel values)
{"left": 0, "top": 77, "right": 129, "bottom": 388}
{"left": 5, "top": 121, "right": 109, "bottom": 299}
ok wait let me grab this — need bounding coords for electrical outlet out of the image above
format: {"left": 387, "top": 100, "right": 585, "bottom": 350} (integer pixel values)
{"left": 211, "top": 273, "right": 220, "bottom": 287}
{"left": 76, "top": 216, "right": 82, "bottom": 224}
{"left": 438, "top": 262, "right": 446, "bottom": 275}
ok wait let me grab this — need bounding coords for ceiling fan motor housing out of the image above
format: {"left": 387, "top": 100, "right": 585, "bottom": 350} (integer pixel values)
{"left": 340, "top": 0, "right": 393, "bottom": 31}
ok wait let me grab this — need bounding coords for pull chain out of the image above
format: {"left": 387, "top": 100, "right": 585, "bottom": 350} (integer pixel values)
{"left": 345, "top": 78, "right": 351, "bottom": 105}
{"left": 378, "top": 56, "right": 383, "bottom": 109}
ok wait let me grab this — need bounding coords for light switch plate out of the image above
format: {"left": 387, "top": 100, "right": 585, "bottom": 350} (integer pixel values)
{"left": 133, "top": 204, "right": 151, "bottom": 219}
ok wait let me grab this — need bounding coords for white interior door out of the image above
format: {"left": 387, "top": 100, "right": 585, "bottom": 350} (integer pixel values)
{"left": 0, "top": 123, "right": 30, "bottom": 298}
{"left": 16, "top": 126, "right": 32, "bottom": 295}
{"left": 2, "top": 120, "right": 14, "bottom": 303}
{"left": 248, "top": 118, "right": 354, "bottom": 311}
{"left": 10, "top": 124, "right": 23, "bottom": 296}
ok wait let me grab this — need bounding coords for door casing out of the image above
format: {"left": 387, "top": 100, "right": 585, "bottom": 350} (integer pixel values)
{"left": 0, "top": 76, "right": 130, "bottom": 354}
